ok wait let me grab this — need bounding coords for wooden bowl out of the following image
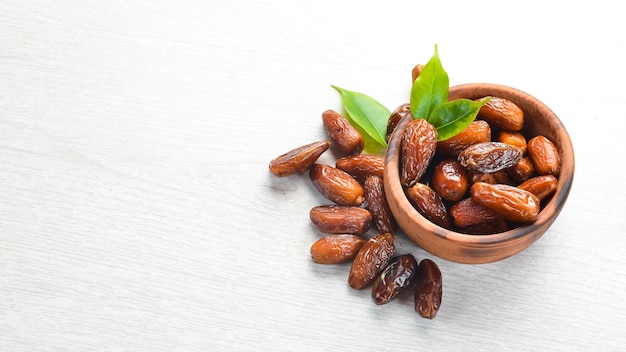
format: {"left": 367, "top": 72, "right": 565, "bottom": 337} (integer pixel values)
{"left": 383, "top": 83, "right": 574, "bottom": 264}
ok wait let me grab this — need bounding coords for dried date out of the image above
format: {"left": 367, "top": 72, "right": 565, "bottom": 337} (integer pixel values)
{"left": 518, "top": 175, "right": 558, "bottom": 201}
{"left": 458, "top": 142, "right": 523, "bottom": 174}
{"left": 437, "top": 119, "right": 491, "bottom": 156}
{"left": 309, "top": 205, "right": 372, "bottom": 235}
{"left": 310, "top": 234, "right": 367, "bottom": 264}
{"left": 348, "top": 232, "right": 395, "bottom": 290}
{"left": 477, "top": 96, "right": 524, "bottom": 131}
{"left": 497, "top": 130, "right": 527, "bottom": 154}
{"left": 322, "top": 109, "right": 364, "bottom": 156}
{"left": 406, "top": 183, "right": 451, "bottom": 229}
{"left": 411, "top": 64, "right": 425, "bottom": 83}
{"left": 414, "top": 259, "right": 443, "bottom": 319}
{"left": 470, "top": 182, "right": 540, "bottom": 223}
{"left": 335, "top": 154, "right": 385, "bottom": 182}
{"left": 269, "top": 140, "right": 330, "bottom": 177}
{"left": 527, "top": 135, "right": 560, "bottom": 177}
{"left": 363, "top": 175, "right": 396, "bottom": 234}
{"left": 458, "top": 217, "right": 509, "bottom": 235}
{"left": 449, "top": 197, "right": 500, "bottom": 229}
{"left": 506, "top": 157, "right": 535, "bottom": 184}
{"left": 401, "top": 118, "right": 438, "bottom": 187}
{"left": 386, "top": 103, "right": 411, "bottom": 141}
{"left": 309, "top": 164, "right": 364, "bottom": 206}
{"left": 371, "top": 254, "right": 418, "bottom": 305}
{"left": 432, "top": 159, "right": 468, "bottom": 202}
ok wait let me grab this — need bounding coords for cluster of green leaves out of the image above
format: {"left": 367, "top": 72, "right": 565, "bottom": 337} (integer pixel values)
{"left": 332, "top": 45, "right": 490, "bottom": 153}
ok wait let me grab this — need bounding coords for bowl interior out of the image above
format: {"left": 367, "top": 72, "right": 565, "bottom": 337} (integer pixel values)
{"left": 383, "top": 83, "right": 574, "bottom": 264}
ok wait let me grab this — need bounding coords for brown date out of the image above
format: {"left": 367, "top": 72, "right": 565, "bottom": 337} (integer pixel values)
{"left": 386, "top": 103, "right": 411, "bottom": 141}
{"left": 497, "top": 130, "right": 527, "bottom": 154}
{"left": 469, "top": 170, "right": 517, "bottom": 186}
{"left": 468, "top": 170, "right": 498, "bottom": 185}
{"left": 411, "top": 63, "right": 425, "bottom": 83}
{"left": 406, "top": 183, "right": 451, "bottom": 229}
{"left": 371, "top": 254, "right": 418, "bottom": 305}
{"left": 491, "top": 170, "right": 515, "bottom": 185}
{"left": 458, "top": 142, "right": 523, "bottom": 174}
{"left": 437, "top": 119, "right": 491, "bottom": 156}
{"left": 414, "top": 259, "right": 443, "bottom": 319}
{"left": 310, "top": 234, "right": 367, "bottom": 264}
{"left": 458, "top": 217, "right": 509, "bottom": 235}
{"left": 322, "top": 109, "right": 364, "bottom": 156}
{"left": 477, "top": 96, "right": 524, "bottom": 131}
{"left": 309, "top": 205, "right": 372, "bottom": 235}
{"left": 269, "top": 140, "right": 330, "bottom": 177}
{"left": 401, "top": 118, "right": 438, "bottom": 187}
{"left": 363, "top": 175, "right": 396, "bottom": 234}
{"left": 309, "top": 164, "right": 364, "bottom": 206}
{"left": 348, "top": 232, "right": 395, "bottom": 290}
{"left": 470, "top": 182, "right": 540, "bottom": 223}
{"left": 527, "top": 135, "right": 560, "bottom": 177}
{"left": 506, "top": 157, "right": 535, "bottom": 184}
{"left": 518, "top": 175, "right": 558, "bottom": 201}
{"left": 449, "top": 197, "right": 500, "bottom": 229}
{"left": 335, "top": 154, "right": 385, "bottom": 182}
{"left": 432, "top": 159, "right": 468, "bottom": 202}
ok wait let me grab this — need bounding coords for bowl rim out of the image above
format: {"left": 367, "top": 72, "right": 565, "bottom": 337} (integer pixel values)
{"left": 383, "top": 83, "right": 575, "bottom": 262}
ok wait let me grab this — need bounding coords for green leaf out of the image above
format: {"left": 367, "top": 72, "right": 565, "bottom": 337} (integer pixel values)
{"left": 429, "top": 97, "right": 491, "bottom": 141}
{"left": 331, "top": 85, "right": 390, "bottom": 148}
{"left": 343, "top": 115, "right": 387, "bottom": 155}
{"left": 410, "top": 44, "right": 449, "bottom": 121}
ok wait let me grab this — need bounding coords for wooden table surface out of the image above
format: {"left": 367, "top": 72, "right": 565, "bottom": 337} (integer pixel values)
{"left": 2, "top": 1, "right": 625, "bottom": 351}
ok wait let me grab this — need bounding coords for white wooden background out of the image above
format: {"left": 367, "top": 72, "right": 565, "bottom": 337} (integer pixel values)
{"left": 1, "top": 1, "right": 625, "bottom": 351}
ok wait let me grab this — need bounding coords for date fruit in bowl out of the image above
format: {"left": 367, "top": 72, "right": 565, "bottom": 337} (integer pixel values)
{"left": 383, "top": 83, "right": 574, "bottom": 264}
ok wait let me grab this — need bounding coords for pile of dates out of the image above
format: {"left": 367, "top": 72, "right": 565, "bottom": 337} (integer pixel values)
{"left": 269, "top": 70, "right": 560, "bottom": 320}
{"left": 396, "top": 94, "right": 560, "bottom": 233}
{"left": 269, "top": 110, "right": 442, "bottom": 319}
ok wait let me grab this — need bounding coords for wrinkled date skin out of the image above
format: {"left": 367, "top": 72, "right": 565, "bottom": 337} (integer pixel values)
{"left": 386, "top": 103, "right": 411, "bottom": 141}
{"left": 335, "top": 154, "right": 385, "bottom": 182}
{"left": 414, "top": 259, "right": 443, "bottom": 319}
{"left": 348, "top": 232, "right": 395, "bottom": 290}
{"left": 477, "top": 96, "right": 524, "bottom": 131}
{"left": 449, "top": 197, "right": 500, "bottom": 229}
{"left": 432, "top": 159, "right": 469, "bottom": 202}
{"left": 269, "top": 140, "right": 331, "bottom": 177}
{"left": 406, "top": 183, "right": 451, "bottom": 229}
{"left": 309, "top": 164, "right": 364, "bottom": 206}
{"left": 401, "top": 118, "right": 438, "bottom": 187}
{"left": 371, "top": 254, "right": 418, "bottom": 305}
{"left": 518, "top": 175, "right": 558, "bottom": 201}
{"left": 459, "top": 216, "right": 509, "bottom": 235}
{"left": 322, "top": 109, "right": 364, "bottom": 156}
{"left": 458, "top": 142, "right": 523, "bottom": 174}
{"left": 527, "top": 135, "right": 560, "bottom": 177}
{"left": 470, "top": 182, "right": 540, "bottom": 223}
{"left": 497, "top": 130, "right": 527, "bottom": 154}
{"left": 310, "top": 234, "right": 367, "bottom": 264}
{"left": 469, "top": 170, "right": 498, "bottom": 185}
{"left": 363, "top": 175, "right": 396, "bottom": 234}
{"left": 506, "top": 157, "right": 534, "bottom": 184}
{"left": 309, "top": 205, "right": 372, "bottom": 235}
{"left": 437, "top": 120, "right": 491, "bottom": 156}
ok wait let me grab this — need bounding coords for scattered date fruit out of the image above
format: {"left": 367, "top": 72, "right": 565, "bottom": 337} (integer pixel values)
{"left": 348, "top": 232, "right": 395, "bottom": 290}
{"left": 268, "top": 56, "right": 563, "bottom": 322}
{"left": 310, "top": 234, "right": 367, "bottom": 264}
{"left": 371, "top": 254, "right": 418, "bottom": 305}
{"left": 414, "top": 259, "right": 443, "bottom": 319}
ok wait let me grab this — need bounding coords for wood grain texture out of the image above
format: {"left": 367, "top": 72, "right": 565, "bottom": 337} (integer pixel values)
{"left": 1, "top": 1, "right": 626, "bottom": 351}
